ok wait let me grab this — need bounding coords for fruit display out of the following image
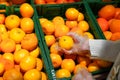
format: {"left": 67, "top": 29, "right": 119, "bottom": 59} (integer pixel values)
{"left": 91, "top": 1, "right": 120, "bottom": 41}
{"left": 35, "top": 2, "right": 113, "bottom": 79}
{"left": 0, "top": 3, "right": 49, "bottom": 80}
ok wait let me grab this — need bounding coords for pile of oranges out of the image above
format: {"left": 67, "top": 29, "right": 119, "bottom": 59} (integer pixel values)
{"left": 39, "top": 7, "right": 112, "bottom": 78}
{"left": 0, "top": 3, "right": 47, "bottom": 80}
{"left": 97, "top": 4, "right": 120, "bottom": 41}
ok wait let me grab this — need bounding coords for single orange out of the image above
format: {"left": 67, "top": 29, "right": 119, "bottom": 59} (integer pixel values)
{"left": 54, "top": 24, "right": 69, "bottom": 37}
{"left": 24, "top": 69, "right": 41, "bottom": 80}
{"left": 109, "top": 19, "right": 120, "bottom": 33}
{"left": 20, "top": 3, "right": 34, "bottom": 18}
{"left": 9, "top": 28, "right": 26, "bottom": 43}
{"left": 0, "top": 63, "right": 5, "bottom": 75}
{"left": 3, "top": 69, "right": 23, "bottom": 80}
{"left": 77, "top": 12, "right": 84, "bottom": 22}
{"left": 114, "top": 8, "right": 120, "bottom": 19}
{"left": 45, "top": 35, "right": 56, "bottom": 47}
{"left": 87, "top": 62, "right": 100, "bottom": 72}
{"left": 52, "top": 16, "right": 65, "bottom": 26}
{"left": 83, "top": 32, "right": 94, "bottom": 39}
{"left": 2, "top": 52, "right": 14, "bottom": 62}
{"left": 58, "top": 35, "right": 74, "bottom": 50}
{"left": 20, "top": 17, "right": 34, "bottom": 33}
{"left": 5, "top": 15, "right": 20, "bottom": 30}
{"left": 56, "top": 69, "right": 71, "bottom": 78}
{"left": 21, "top": 33, "right": 38, "bottom": 51}
{"left": 0, "top": 38, "right": 16, "bottom": 53}
{"left": 98, "top": 5, "right": 115, "bottom": 20}
{"left": 61, "top": 59, "right": 75, "bottom": 73}
{"left": 65, "top": 8, "right": 79, "bottom": 20}
{"left": 50, "top": 53, "right": 62, "bottom": 68}
{"left": 65, "top": 20, "right": 78, "bottom": 29}
{"left": 110, "top": 32, "right": 120, "bottom": 41}
{"left": 78, "top": 20, "right": 89, "bottom": 32}
{"left": 20, "top": 56, "right": 36, "bottom": 72}
{"left": 97, "top": 17, "right": 109, "bottom": 32}
{"left": 41, "top": 20, "right": 55, "bottom": 35}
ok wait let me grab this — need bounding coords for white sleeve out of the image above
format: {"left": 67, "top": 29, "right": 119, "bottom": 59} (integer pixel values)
{"left": 89, "top": 39, "right": 120, "bottom": 62}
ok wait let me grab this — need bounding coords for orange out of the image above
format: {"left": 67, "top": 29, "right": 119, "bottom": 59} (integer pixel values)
{"left": 97, "top": 17, "right": 109, "bottom": 32}
{"left": 54, "top": 24, "right": 69, "bottom": 37}
{"left": 50, "top": 42, "right": 59, "bottom": 54}
{"left": 65, "top": 20, "right": 78, "bottom": 29}
{"left": 110, "top": 32, "right": 120, "bottom": 41}
{"left": 87, "top": 62, "right": 100, "bottom": 72}
{"left": 0, "top": 14, "right": 5, "bottom": 24}
{"left": 2, "top": 52, "right": 14, "bottom": 62}
{"left": 76, "top": 56, "right": 91, "bottom": 66}
{"left": 98, "top": 5, "right": 115, "bottom": 20}
{"left": 20, "top": 17, "right": 34, "bottom": 33}
{"left": 77, "top": 12, "right": 84, "bottom": 22}
{"left": 109, "top": 19, "right": 120, "bottom": 33}
{"left": 52, "top": 16, "right": 65, "bottom": 26}
{"left": 0, "top": 57, "right": 14, "bottom": 71}
{"left": 83, "top": 32, "right": 94, "bottom": 39}
{"left": 45, "top": 35, "right": 56, "bottom": 47}
{"left": 70, "top": 27, "right": 83, "bottom": 36}
{"left": 5, "top": 15, "right": 20, "bottom": 30}
{"left": 20, "top": 56, "right": 36, "bottom": 72}
{"left": 14, "top": 49, "right": 29, "bottom": 64}
{"left": 56, "top": 69, "right": 71, "bottom": 78}
{"left": 61, "top": 59, "right": 75, "bottom": 73}
{"left": 78, "top": 20, "right": 89, "bottom": 32}
{"left": 36, "top": 58, "right": 43, "bottom": 71}
{"left": 0, "top": 24, "right": 7, "bottom": 33}
{"left": 39, "top": 18, "right": 48, "bottom": 24}
{"left": 103, "top": 31, "right": 112, "bottom": 40}
{"left": 21, "top": 33, "right": 38, "bottom": 51}
{"left": 0, "top": 38, "right": 16, "bottom": 53}
{"left": 41, "top": 72, "right": 48, "bottom": 80}
{"left": 35, "top": 0, "right": 46, "bottom": 4}
{"left": 73, "top": 64, "right": 88, "bottom": 74}
{"left": 9, "top": 28, "right": 25, "bottom": 43}
{"left": 30, "top": 46, "right": 40, "bottom": 58}
{"left": 0, "top": 63, "right": 5, "bottom": 75}
{"left": 0, "top": 2, "right": 10, "bottom": 6}
{"left": 50, "top": 53, "right": 62, "bottom": 68}
{"left": 95, "top": 59, "right": 112, "bottom": 68}
{"left": 3, "top": 69, "right": 23, "bottom": 80}
{"left": 65, "top": 8, "right": 79, "bottom": 20}
{"left": 0, "top": 77, "right": 3, "bottom": 80}
{"left": 24, "top": 69, "right": 41, "bottom": 80}
{"left": 41, "top": 20, "right": 55, "bottom": 35}
{"left": 58, "top": 35, "right": 74, "bottom": 50}
{"left": 20, "top": 3, "right": 34, "bottom": 18}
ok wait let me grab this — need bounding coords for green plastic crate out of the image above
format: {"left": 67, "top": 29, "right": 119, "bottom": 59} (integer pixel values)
{"left": 0, "top": 5, "right": 53, "bottom": 80}
{"left": 33, "top": 1, "right": 113, "bottom": 80}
